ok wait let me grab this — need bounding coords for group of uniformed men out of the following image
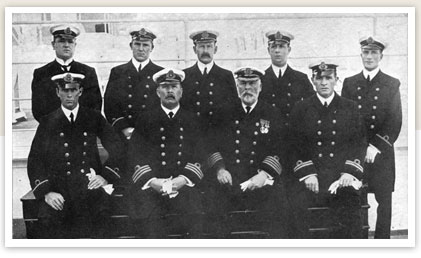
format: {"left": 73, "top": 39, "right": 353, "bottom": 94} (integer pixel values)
{"left": 27, "top": 24, "right": 402, "bottom": 239}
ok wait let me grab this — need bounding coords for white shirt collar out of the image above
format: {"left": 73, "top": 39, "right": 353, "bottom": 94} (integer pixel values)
{"left": 316, "top": 93, "right": 335, "bottom": 106}
{"left": 131, "top": 58, "right": 150, "bottom": 71}
{"left": 271, "top": 63, "right": 288, "bottom": 78}
{"left": 197, "top": 60, "right": 214, "bottom": 75}
{"left": 161, "top": 104, "right": 180, "bottom": 118}
{"left": 363, "top": 67, "right": 380, "bottom": 81}
{"left": 242, "top": 100, "right": 258, "bottom": 114}
{"left": 61, "top": 104, "right": 79, "bottom": 122}
{"left": 55, "top": 57, "right": 74, "bottom": 66}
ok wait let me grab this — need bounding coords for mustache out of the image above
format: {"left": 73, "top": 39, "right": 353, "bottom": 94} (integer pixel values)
{"left": 200, "top": 53, "right": 211, "bottom": 58}
{"left": 165, "top": 94, "right": 175, "bottom": 99}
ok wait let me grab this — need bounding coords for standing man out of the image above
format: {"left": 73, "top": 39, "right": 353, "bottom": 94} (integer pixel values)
{"left": 289, "top": 62, "right": 366, "bottom": 238}
{"left": 128, "top": 69, "right": 205, "bottom": 238}
{"left": 181, "top": 30, "right": 237, "bottom": 126}
{"left": 206, "top": 67, "right": 288, "bottom": 238}
{"left": 27, "top": 73, "right": 123, "bottom": 238}
{"left": 104, "top": 28, "right": 163, "bottom": 177}
{"left": 342, "top": 36, "right": 402, "bottom": 239}
{"left": 260, "top": 30, "right": 314, "bottom": 127}
{"left": 104, "top": 28, "right": 163, "bottom": 141}
{"left": 31, "top": 25, "right": 102, "bottom": 122}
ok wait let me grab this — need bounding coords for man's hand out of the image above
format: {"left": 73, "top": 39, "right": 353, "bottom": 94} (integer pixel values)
{"left": 88, "top": 175, "right": 108, "bottom": 190}
{"left": 338, "top": 173, "right": 355, "bottom": 188}
{"left": 149, "top": 178, "right": 166, "bottom": 193}
{"left": 217, "top": 168, "right": 232, "bottom": 185}
{"left": 304, "top": 175, "right": 319, "bottom": 193}
{"left": 247, "top": 171, "right": 269, "bottom": 191}
{"left": 171, "top": 176, "right": 187, "bottom": 192}
{"left": 122, "top": 127, "right": 135, "bottom": 140}
{"left": 365, "top": 145, "right": 380, "bottom": 163}
{"left": 45, "top": 192, "right": 65, "bottom": 211}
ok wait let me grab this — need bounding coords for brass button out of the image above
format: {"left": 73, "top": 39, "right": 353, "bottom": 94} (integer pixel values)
{"left": 209, "top": 111, "right": 213, "bottom": 115}
{"left": 255, "top": 122, "right": 259, "bottom": 127}
{"left": 178, "top": 152, "right": 182, "bottom": 156}
{"left": 82, "top": 161, "right": 85, "bottom": 164}
{"left": 210, "top": 83, "right": 214, "bottom": 87}
{"left": 318, "top": 153, "right": 323, "bottom": 158}
{"left": 196, "top": 91, "right": 200, "bottom": 95}
{"left": 235, "top": 140, "right": 240, "bottom": 144}
{"left": 128, "top": 115, "right": 132, "bottom": 119}
{"left": 180, "top": 127, "right": 184, "bottom": 131}
{"left": 209, "top": 101, "right": 213, "bottom": 105}
{"left": 286, "top": 113, "right": 290, "bottom": 117}
{"left": 329, "top": 153, "right": 334, "bottom": 158}
{"left": 142, "top": 105, "right": 146, "bottom": 109}
{"left": 272, "top": 94, "right": 275, "bottom": 97}
{"left": 236, "top": 130, "right": 240, "bottom": 134}
{"left": 67, "top": 171, "right": 71, "bottom": 175}
{"left": 161, "top": 136, "right": 166, "bottom": 141}
{"left": 60, "top": 132, "right": 64, "bottom": 137}
{"left": 197, "top": 112, "right": 201, "bottom": 116}
{"left": 144, "top": 94, "right": 148, "bottom": 99}
{"left": 81, "top": 169, "right": 85, "bottom": 173}
{"left": 177, "top": 161, "right": 181, "bottom": 165}
{"left": 236, "top": 159, "right": 240, "bottom": 164}
{"left": 317, "top": 120, "right": 322, "bottom": 124}
{"left": 287, "top": 103, "right": 290, "bottom": 107}
{"left": 358, "top": 105, "right": 362, "bottom": 109}
{"left": 250, "top": 160, "right": 254, "bottom": 164}
{"left": 317, "top": 131, "right": 322, "bottom": 135}
{"left": 160, "top": 127, "right": 164, "bottom": 132}
{"left": 83, "top": 152, "right": 86, "bottom": 156}
{"left": 128, "top": 84, "right": 132, "bottom": 88}
{"left": 372, "top": 115, "right": 376, "bottom": 120}
{"left": 128, "top": 104, "right": 132, "bottom": 108}
{"left": 317, "top": 142, "right": 322, "bottom": 146}
{"left": 374, "top": 96, "right": 378, "bottom": 100}
{"left": 254, "top": 131, "right": 258, "bottom": 135}
{"left": 332, "top": 131, "right": 336, "bottom": 135}
{"left": 179, "top": 135, "right": 184, "bottom": 140}
{"left": 83, "top": 142, "right": 87, "bottom": 146}
{"left": 272, "top": 104, "right": 276, "bottom": 107}
{"left": 332, "top": 119, "right": 336, "bottom": 124}
{"left": 128, "top": 94, "right": 132, "bottom": 98}
{"left": 209, "top": 91, "right": 213, "bottom": 95}
{"left": 64, "top": 153, "right": 70, "bottom": 158}
{"left": 331, "top": 141, "right": 335, "bottom": 146}
{"left": 196, "top": 102, "right": 200, "bottom": 106}
{"left": 357, "top": 87, "right": 361, "bottom": 91}
{"left": 252, "top": 141, "right": 257, "bottom": 145}
{"left": 376, "top": 88, "right": 380, "bottom": 91}
{"left": 83, "top": 132, "right": 88, "bottom": 136}
{"left": 195, "top": 81, "right": 199, "bottom": 85}
{"left": 161, "top": 152, "right": 166, "bottom": 157}
{"left": 251, "top": 151, "right": 255, "bottom": 155}
{"left": 358, "top": 96, "right": 362, "bottom": 100}
{"left": 64, "top": 143, "right": 69, "bottom": 147}
{"left": 235, "top": 120, "right": 239, "bottom": 124}
{"left": 370, "top": 125, "right": 375, "bottom": 129}
{"left": 146, "top": 85, "right": 150, "bottom": 89}
{"left": 162, "top": 161, "right": 166, "bottom": 166}
{"left": 147, "top": 76, "right": 151, "bottom": 79}
{"left": 287, "top": 92, "right": 291, "bottom": 97}
{"left": 235, "top": 149, "right": 240, "bottom": 154}
{"left": 67, "top": 162, "right": 71, "bottom": 166}
{"left": 160, "top": 144, "right": 165, "bottom": 148}
{"left": 373, "top": 106, "right": 377, "bottom": 110}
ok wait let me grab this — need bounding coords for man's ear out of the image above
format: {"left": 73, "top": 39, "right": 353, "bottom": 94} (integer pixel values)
{"left": 193, "top": 45, "right": 197, "bottom": 54}
{"left": 56, "top": 87, "right": 60, "bottom": 98}
{"left": 214, "top": 45, "right": 218, "bottom": 54}
{"left": 78, "top": 87, "right": 83, "bottom": 96}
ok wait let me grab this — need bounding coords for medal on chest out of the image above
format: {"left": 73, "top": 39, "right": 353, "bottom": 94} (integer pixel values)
{"left": 260, "top": 119, "right": 270, "bottom": 134}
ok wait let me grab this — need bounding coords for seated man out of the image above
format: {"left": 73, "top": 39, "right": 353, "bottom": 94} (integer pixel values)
{"left": 127, "top": 68, "right": 205, "bottom": 238}
{"left": 206, "top": 67, "right": 289, "bottom": 238}
{"left": 289, "top": 62, "right": 367, "bottom": 238}
{"left": 27, "top": 73, "right": 123, "bottom": 238}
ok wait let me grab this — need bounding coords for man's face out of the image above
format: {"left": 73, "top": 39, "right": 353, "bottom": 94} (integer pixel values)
{"left": 193, "top": 41, "right": 217, "bottom": 64}
{"left": 268, "top": 42, "right": 291, "bottom": 67}
{"left": 52, "top": 37, "right": 76, "bottom": 61}
{"left": 312, "top": 72, "right": 337, "bottom": 98}
{"left": 56, "top": 85, "right": 83, "bottom": 110}
{"left": 236, "top": 78, "right": 262, "bottom": 106}
{"left": 156, "top": 82, "right": 183, "bottom": 109}
{"left": 360, "top": 48, "right": 383, "bottom": 71}
{"left": 130, "top": 39, "right": 153, "bottom": 62}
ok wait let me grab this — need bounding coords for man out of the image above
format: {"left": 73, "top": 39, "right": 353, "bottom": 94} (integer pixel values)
{"left": 289, "top": 62, "right": 366, "bottom": 238}
{"left": 206, "top": 67, "right": 288, "bottom": 238}
{"left": 127, "top": 68, "right": 205, "bottom": 238}
{"left": 104, "top": 28, "right": 164, "bottom": 141}
{"left": 342, "top": 36, "right": 402, "bottom": 239}
{"left": 27, "top": 72, "right": 123, "bottom": 238}
{"left": 260, "top": 30, "right": 314, "bottom": 127}
{"left": 31, "top": 24, "right": 102, "bottom": 122}
{"left": 181, "top": 30, "right": 237, "bottom": 126}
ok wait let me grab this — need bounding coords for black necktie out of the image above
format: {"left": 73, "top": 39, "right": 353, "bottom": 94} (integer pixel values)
{"left": 138, "top": 64, "right": 142, "bottom": 73}
{"left": 324, "top": 102, "right": 328, "bottom": 108}
{"left": 70, "top": 112, "right": 75, "bottom": 124}
{"left": 203, "top": 67, "right": 208, "bottom": 76}
{"left": 168, "top": 112, "right": 174, "bottom": 119}
{"left": 366, "top": 74, "right": 371, "bottom": 84}
{"left": 278, "top": 69, "right": 282, "bottom": 78}
{"left": 245, "top": 106, "right": 251, "bottom": 114}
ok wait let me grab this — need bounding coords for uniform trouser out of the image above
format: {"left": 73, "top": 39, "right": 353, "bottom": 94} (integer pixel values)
{"left": 208, "top": 182, "right": 289, "bottom": 238}
{"left": 289, "top": 184, "right": 363, "bottom": 239}
{"left": 373, "top": 191, "right": 392, "bottom": 239}
{"left": 37, "top": 188, "right": 111, "bottom": 239}
{"left": 129, "top": 186, "right": 203, "bottom": 238}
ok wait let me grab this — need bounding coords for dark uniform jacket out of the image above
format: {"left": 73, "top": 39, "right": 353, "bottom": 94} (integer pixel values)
{"left": 127, "top": 107, "right": 205, "bottom": 219}
{"left": 207, "top": 100, "right": 285, "bottom": 185}
{"left": 27, "top": 106, "right": 124, "bottom": 201}
{"left": 31, "top": 60, "right": 102, "bottom": 122}
{"left": 260, "top": 65, "right": 315, "bottom": 127}
{"left": 181, "top": 62, "right": 237, "bottom": 126}
{"left": 290, "top": 94, "right": 366, "bottom": 192}
{"left": 104, "top": 60, "right": 163, "bottom": 133}
{"left": 342, "top": 71, "right": 402, "bottom": 193}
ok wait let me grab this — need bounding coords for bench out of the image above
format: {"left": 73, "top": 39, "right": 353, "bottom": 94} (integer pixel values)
{"left": 21, "top": 185, "right": 369, "bottom": 239}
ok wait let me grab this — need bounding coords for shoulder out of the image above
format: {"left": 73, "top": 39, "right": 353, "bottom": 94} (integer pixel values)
{"left": 33, "top": 61, "right": 56, "bottom": 74}
{"left": 147, "top": 61, "right": 164, "bottom": 72}
{"left": 343, "top": 72, "right": 362, "bottom": 83}
{"left": 378, "top": 71, "right": 400, "bottom": 88}
{"left": 287, "top": 66, "right": 310, "bottom": 80}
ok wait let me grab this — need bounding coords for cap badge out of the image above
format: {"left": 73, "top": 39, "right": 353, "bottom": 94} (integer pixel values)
{"left": 201, "top": 31, "right": 209, "bottom": 39}
{"left": 319, "top": 62, "right": 327, "bottom": 70}
{"left": 245, "top": 68, "right": 252, "bottom": 75}
{"left": 275, "top": 31, "right": 283, "bottom": 40}
{"left": 166, "top": 70, "right": 175, "bottom": 79}
{"left": 65, "top": 27, "right": 72, "bottom": 35}
{"left": 64, "top": 73, "right": 73, "bottom": 83}
{"left": 139, "top": 28, "right": 146, "bottom": 35}
{"left": 367, "top": 37, "right": 374, "bottom": 44}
